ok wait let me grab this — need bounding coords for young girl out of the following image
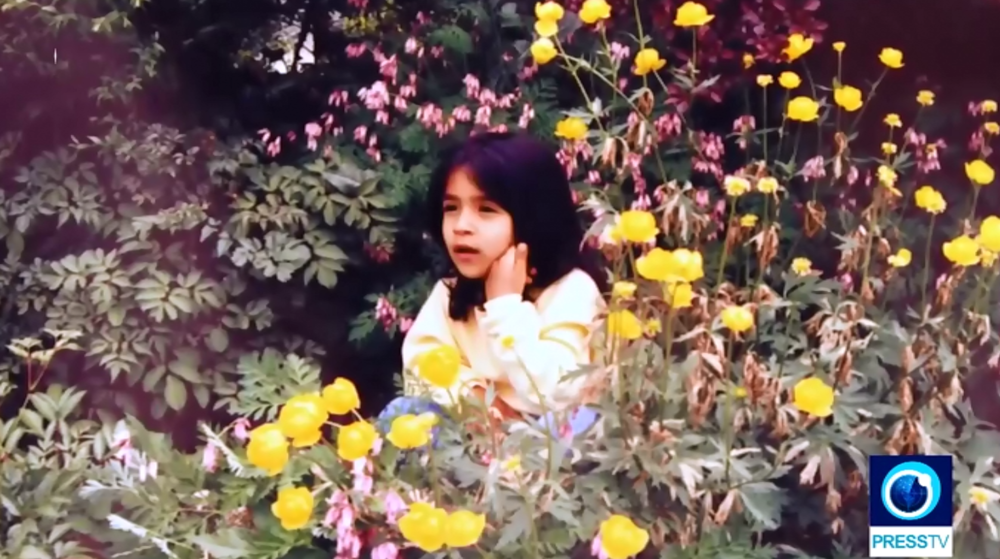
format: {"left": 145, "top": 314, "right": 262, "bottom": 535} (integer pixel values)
{"left": 377, "top": 132, "right": 608, "bottom": 436}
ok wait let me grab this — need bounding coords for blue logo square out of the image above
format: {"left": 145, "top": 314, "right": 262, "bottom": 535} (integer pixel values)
{"left": 869, "top": 455, "right": 952, "bottom": 527}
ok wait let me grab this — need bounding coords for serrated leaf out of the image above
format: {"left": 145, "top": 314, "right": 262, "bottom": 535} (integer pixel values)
{"left": 164, "top": 375, "right": 187, "bottom": 411}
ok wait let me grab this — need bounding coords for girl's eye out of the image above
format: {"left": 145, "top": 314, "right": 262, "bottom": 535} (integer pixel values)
{"left": 480, "top": 204, "right": 500, "bottom": 214}
{"left": 442, "top": 204, "right": 458, "bottom": 212}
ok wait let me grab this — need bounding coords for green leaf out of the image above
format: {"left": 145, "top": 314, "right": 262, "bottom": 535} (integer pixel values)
{"left": 164, "top": 375, "right": 188, "bottom": 411}
{"left": 191, "top": 529, "right": 250, "bottom": 558}
{"left": 428, "top": 25, "right": 473, "bottom": 54}
{"left": 208, "top": 327, "right": 229, "bottom": 352}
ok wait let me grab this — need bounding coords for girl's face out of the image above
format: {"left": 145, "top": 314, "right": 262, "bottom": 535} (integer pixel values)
{"left": 441, "top": 167, "right": 514, "bottom": 279}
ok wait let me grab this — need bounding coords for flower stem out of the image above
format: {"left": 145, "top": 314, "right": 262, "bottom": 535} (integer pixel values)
{"left": 427, "top": 441, "right": 442, "bottom": 504}
{"left": 722, "top": 336, "right": 736, "bottom": 482}
{"left": 714, "top": 200, "right": 738, "bottom": 291}
{"left": 920, "top": 214, "right": 936, "bottom": 318}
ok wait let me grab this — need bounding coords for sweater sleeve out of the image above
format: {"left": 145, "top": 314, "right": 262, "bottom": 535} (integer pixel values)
{"left": 401, "top": 281, "right": 483, "bottom": 407}
{"left": 478, "top": 269, "right": 604, "bottom": 412}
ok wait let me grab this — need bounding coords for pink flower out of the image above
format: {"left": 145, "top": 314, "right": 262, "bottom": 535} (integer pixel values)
{"left": 202, "top": 443, "right": 219, "bottom": 473}
{"left": 590, "top": 533, "right": 610, "bottom": 559}
{"left": 352, "top": 458, "right": 374, "bottom": 494}
{"left": 370, "top": 543, "right": 399, "bottom": 559}
{"left": 382, "top": 490, "right": 407, "bottom": 524}
{"left": 232, "top": 418, "right": 251, "bottom": 441}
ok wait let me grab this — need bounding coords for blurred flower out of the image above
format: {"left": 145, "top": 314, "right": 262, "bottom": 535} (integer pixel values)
{"left": 720, "top": 305, "right": 754, "bottom": 332}
{"left": 888, "top": 249, "right": 912, "bottom": 268}
{"left": 636, "top": 248, "right": 703, "bottom": 283}
{"left": 272, "top": 487, "right": 314, "bottom": 530}
{"left": 879, "top": 47, "right": 904, "bottom": 69}
{"left": 833, "top": 41, "right": 846, "bottom": 52}
{"left": 530, "top": 38, "right": 557, "bottom": 64}
{"left": 983, "top": 100, "right": 998, "bottom": 113}
{"left": 606, "top": 310, "right": 643, "bottom": 340}
{"left": 970, "top": 486, "right": 998, "bottom": 508}
{"left": 914, "top": 186, "right": 946, "bottom": 214}
{"left": 756, "top": 75, "right": 773, "bottom": 87}
{"left": 978, "top": 216, "right": 1000, "bottom": 252}
{"left": 778, "top": 71, "right": 801, "bottom": 89}
{"left": 416, "top": 345, "right": 461, "bottom": 388}
{"left": 535, "top": 18, "right": 558, "bottom": 37}
{"left": 881, "top": 142, "right": 897, "bottom": 156}
{"left": 783, "top": 33, "right": 814, "bottom": 62}
{"left": 917, "top": 90, "right": 935, "bottom": 106}
{"left": 278, "top": 393, "right": 327, "bottom": 447}
{"left": 665, "top": 282, "right": 694, "bottom": 308}
{"left": 742, "top": 54, "right": 754, "bottom": 68}
{"left": 740, "top": 214, "right": 758, "bottom": 227}
{"left": 247, "top": 423, "right": 289, "bottom": 476}
{"left": 834, "top": 86, "right": 863, "bottom": 112}
{"left": 884, "top": 113, "right": 901, "bottom": 128}
{"left": 633, "top": 48, "right": 666, "bottom": 76}
{"left": 336, "top": 421, "right": 378, "bottom": 461}
{"left": 612, "top": 281, "right": 637, "bottom": 299}
{"left": 599, "top": 515, "right": 649, "bottom": 559}
{"left": 756, "top": 177, "right": 779, "bottom": 194}
{"left": 398, "top": 502, "right": 448, "bottom": 552}
{"left": 555, "top": 117, "right": 588, "bottom": 141}
{"left": 787, "top": 97, "right": 820, "bottom": 122}
{"left": 791, "top": 257, "right": 813, "bottom": 275}
{"left": 943, "top": 235, "right": 981, "bottom": 266}
{"left": 579, "top": 0, "right": 611, "bottom": 24}
{"left": 618, "top": 210, "right": 659, "bottom": 242}
{"left": 535, "top": 1, "right": 565, "bottom": 21}
{"left": 444, "top": 510, "right": 487, "bottom": 547}
{"left": 793, "top": 377, "right": 835, "bottom": 417}
{"left": 966, "top": 160, "right": 995, "bottom": 185}
{"left": 386, "top": 413, "right": 437, "bottom": 449}
{"left": 322, "top": 378, "right": 361, "bottom": 415}
{"left": 723, "top": 175, "right": 751, "bottom": 196}
{"left": 985, "top": 122, "right": 999, "bottom": 135}
{"left": 643, "top": 318, "right": 661, "bottom": 335}
{"left": 501, "top": 455, "right": 522, "bottom": 472}
{"left": 674, "top": 2, "right": 714, "bottom": 27}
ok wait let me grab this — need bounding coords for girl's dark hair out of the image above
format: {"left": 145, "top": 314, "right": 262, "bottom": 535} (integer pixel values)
{"left": 425, "top": 131, "right": 608, "bottom": 320}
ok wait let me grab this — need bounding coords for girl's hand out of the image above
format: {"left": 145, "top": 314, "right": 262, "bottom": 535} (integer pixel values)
{"left": 485, "top": 243, "right": 529, "bottom": 300}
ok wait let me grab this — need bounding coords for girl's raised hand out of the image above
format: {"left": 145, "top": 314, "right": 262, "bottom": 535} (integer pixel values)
{"left": 485, "top": 243, "right": 529, "bottom": 300}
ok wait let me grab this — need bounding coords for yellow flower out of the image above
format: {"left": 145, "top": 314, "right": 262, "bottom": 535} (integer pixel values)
{"left": 415, "top": 345, "right": 461, "bottom": 388}
{"left": 978, "top": 216, "right": 1000, "bottom": 252}
{"left": 739, "top": 214, "right": 758, "bottom": 227}
{"left": 606, "top": 310, "right": 643, "bottom": 340}
{"left": 985, "top": 122, "right": 1000, "bottom": 135}
{"left": 336, "top": 420, "right": 378, "bottom": 461}
{"left": 984, "top": 250, "right": 999, "bottom": 267}
{"left": 578, "top": 0, "right": 611, "bottom": 24}
{"left": 914, "top": 185, "right": 946, "bottom": 214}
{"left": 665, "top": 282, "right": 694, "bottom": 308}
{"left": 884, "top": 113, "right": 901, "bottom": 128}
{"left": 636, "top": 248, "right": 703, "bottom": 283}
{"left": 734, "top": 386, "right": 748, "bottom": 398}
{"left": 535, "top": 1, "right": 565, "bottom": 21}
{"left": 970, "top": 486, "right": 996, "bottom": 507}
{"left": 756, "top": 74, "right": 773, "bottom": 87}
{"left": 756, "top": 176, "right": 779, "bottom": 194}
{"left": 783, "top": 33, "right": 814, "bottom": 62}
{"left": 633, "top": 48, "right": 666, "bottom": 76}
{"left": 723, "top": 175, "right": 751, "bottom": 196}
{"left": 832, "top": 41, "right": 845, "bottom": 52}
{"left": 530, "top": 38, "right": 557, "bottom": 64}
{"left": 942, "top": 235, "right": 981, "bottom": 267}
{"left": 881, "top": 142, "right": 897, "bottom": 156}
{"left": 878, "top": 47, "right": 904, "bottom": 69}
{"left": 917, "top": 90, "right": 935, "bottom": 106}
{"left": 554, "top": 116, "right": 588, "bottom": 141}
{"left": 599, "top": 515, "right": 649, "bottom": 559}
{"left": 786, "top": 96, "right": 820, "bottom": 122}
{"left": 322, "top": 378, "right": 361, "bottom": 416}
{"left": 674, "top": 1, "right": 714, "bottom": 27}
{"left": 612, "top": 281, "right": 637, "bottom": 299}
{"left": 444, "top": 510, "right": 487, "bottom": 548}
{"left": 966, "top": 159, "right": 995, "bottom": 185}
{"left": 618, "top": 210, "right": 659, "bottom": 243}
{"left": 777, "top": 71, "right": 801, "bottom": 89}
{"left": 887, "top": 248, "right": 912, "bottom": 268}
{"left": 271, "top": 487, "right": 314, "bottom": 530}
{"left": 535, "top": 19, "right": 559, "bottom": 37}
{"left": 277, "top": 393, "right": 328, "bottom": 447}
{"left": 399, "top": 502, "right": 448, "bottom": 553}
{"left": 791, "top": 257, "right": 813, "bottom": 276}
{"left": 501, "top": 454, "right": 521, "bottom": 472}
{"left": 643, "top": 318, "right": 661, "bottom": 336}
{"left": 834, "top": 86, "right": 863, "bottom": 112}
{"left": 792, "top": 377, "right": 835, "bottom": 417}
{"left": 720, "top": 305, "right": 753, "bottom": 333}
{"left": 877, "top": 165, "right": 897, "bottom": 188}
{"left": 247, "top": 423, "right": 290, "bottom": 476}
{"left": 742, "top": 53, "right": 754, "bottom": 68}
{"left": 386, "top": 413, "right": 437, "bottom": 449}
{"left": 983, "top": 100, "right": 998, "bottom": 113}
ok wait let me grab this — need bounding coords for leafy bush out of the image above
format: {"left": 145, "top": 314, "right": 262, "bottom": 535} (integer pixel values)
{"left": 50, "top": 2, "right": 1000, "bottom": 559}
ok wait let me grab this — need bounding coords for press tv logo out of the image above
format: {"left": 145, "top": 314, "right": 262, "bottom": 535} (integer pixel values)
{"left": 869, "top": 455, "right": 953, "bottom": 557}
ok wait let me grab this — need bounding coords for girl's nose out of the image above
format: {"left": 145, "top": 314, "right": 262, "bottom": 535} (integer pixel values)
{"left": 453, "top": 210, "right": 475, "bottom": 233}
